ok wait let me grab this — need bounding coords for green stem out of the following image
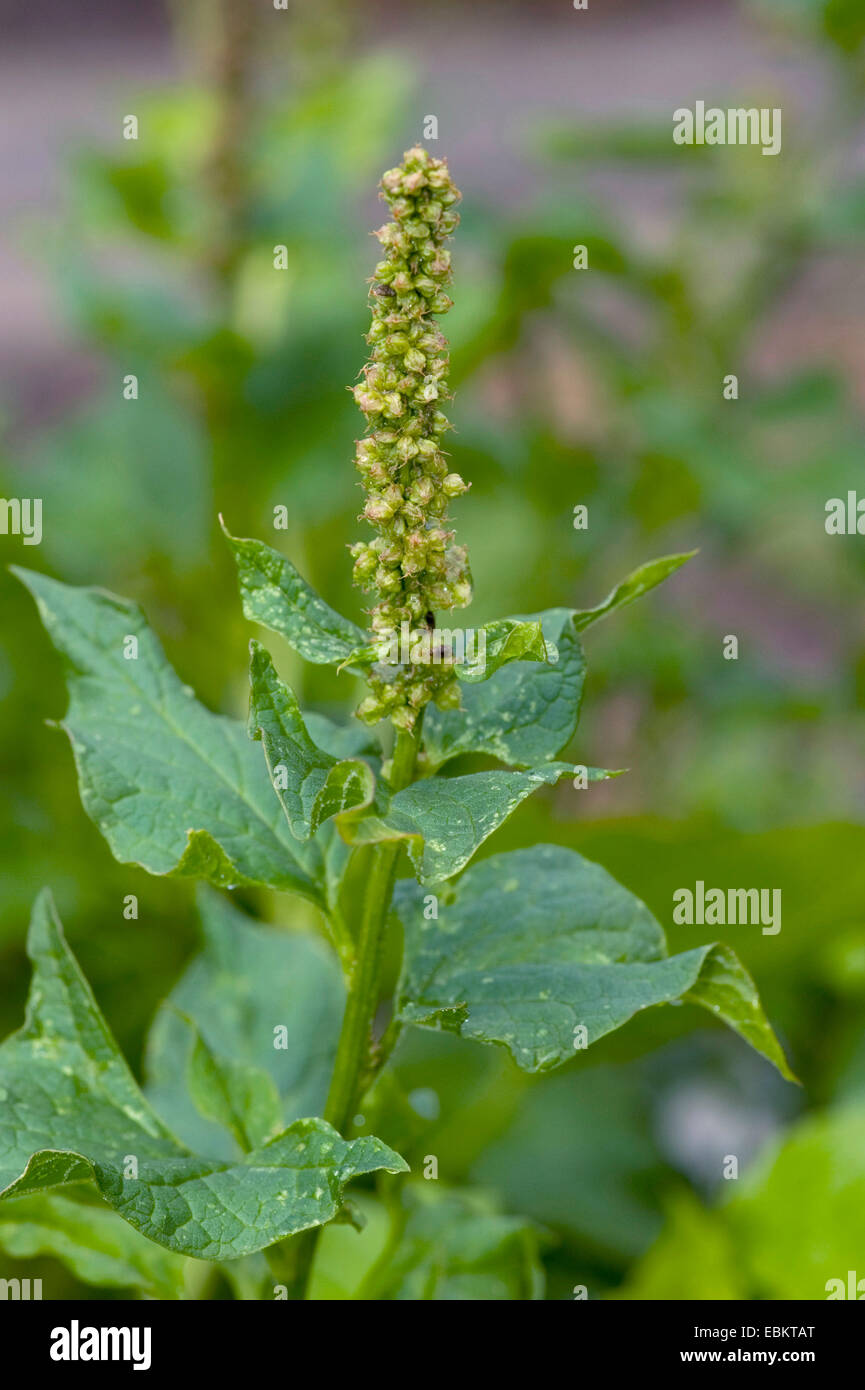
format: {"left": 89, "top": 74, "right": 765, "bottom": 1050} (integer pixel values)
{"left": 324, "top": 719, "right": 422, "bottom": 1133}
{"left": 266, "top": 716, "right": 423, "bottom": 1299}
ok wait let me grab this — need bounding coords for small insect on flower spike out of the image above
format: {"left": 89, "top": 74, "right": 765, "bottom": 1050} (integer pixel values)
{"left": 350, "top": 146, "right": 471, "bottom": 731}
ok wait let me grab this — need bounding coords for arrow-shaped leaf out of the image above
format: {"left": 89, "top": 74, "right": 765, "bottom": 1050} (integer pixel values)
{"left": 423, "top": 556, "right": 694, "bottom": 769}
{"left": 338, "top": 763, "right": 617, "bottom": 885}
{"left": 393, "top": 845, "right": 794, "bottom": 1080}
{"left": 13, "top": 567, "right": 320, "bottom": 901}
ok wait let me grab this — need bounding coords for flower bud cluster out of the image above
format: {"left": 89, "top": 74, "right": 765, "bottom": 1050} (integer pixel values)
{"left": 350, "top": 147, "right": 471, "bottom": 729}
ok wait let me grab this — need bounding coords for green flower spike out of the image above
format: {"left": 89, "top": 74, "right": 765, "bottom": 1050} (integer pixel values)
{"left": 350, "top": 146, "right": 471, "bottom": 730}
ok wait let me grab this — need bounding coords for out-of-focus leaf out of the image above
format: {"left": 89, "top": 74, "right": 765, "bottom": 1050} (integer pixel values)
{"left": 359, "top": 1185, "right": 545, "bottom": 1300}
{"left": 145, "top": 889, "right": 344, "bottom": 1159}
{"left": 612, "top": 1192, "right": 746, "bottom": 1300}
{"left": 0, "top": 1191, "right": 190, "bottom": 1299}
{"left": 185, "top": 1022, "right": 284, "bottom": 1153}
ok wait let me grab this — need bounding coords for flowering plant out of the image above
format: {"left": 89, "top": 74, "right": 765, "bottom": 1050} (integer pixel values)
{"left": 1, "top": 149, "right": 791, "bottom": 1301}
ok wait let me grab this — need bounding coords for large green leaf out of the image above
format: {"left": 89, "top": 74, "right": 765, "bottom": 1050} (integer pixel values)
{"left": 0, "top": 1190, "right": 191, "bottom": 1299}
{"left": 13, "top": 567, "right": 321, "bottom": 902}
{"left": 223, "top": 526, "right": 366, "bottom": 664}
{"left": 145, "top": 889, "right": 344, "bottom": 1159}
{"left": 423, "top": 608, "right": 586, "bottom": 769}
{"left": 0, "top": 892, "right": 406, "bottom": 1260}
{"left": 423, "top": 556, "right": 693, "bottom": 769}
{"left": 393, "top": 845, "right": 793, "bottom": 1078}
{"left": 338, "top": 764, "right": 616, "bottom": 885}
{"left": 248, "top": 641, "right": 374, "bottom": 840}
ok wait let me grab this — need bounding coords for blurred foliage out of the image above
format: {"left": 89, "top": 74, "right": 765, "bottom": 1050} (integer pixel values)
{"left": 1, "top": 0, "right": 864, "bottom": 1297}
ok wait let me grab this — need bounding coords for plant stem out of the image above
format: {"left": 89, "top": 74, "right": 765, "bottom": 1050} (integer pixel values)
{"left": 324, "top": 719, "right": 422, "bottom": 1133}
{"left": 266, "top": 716, "right": 423, "bottom": 1299}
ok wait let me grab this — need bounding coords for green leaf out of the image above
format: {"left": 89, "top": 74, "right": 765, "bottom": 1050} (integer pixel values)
{"left": 570, "top": 552, "right": 695, "bottom": 631}
{"left": 358, "top": 1185, "right": 545, "bottom": 1300}
{"left": 618, "top": 1104, "right": 865, "bottom": 1300}
{"left": 423, "top": 609, "right": 586, "bottom": 769}
{"left": 726, "top": 1102, "right": 865, "bottom": 1300}
{"left": 612, "top": 1192, "right": 746, "bottom": 1301}
{"left": 223, "top": 525, "right": 366, "bottom": 664}
{"left": 185, "top": 1021, "right": 284, "bottom": 1153}
{"left": 13, "top": 567, "right": 321, "bottom": 902}
{"left": 339, "top": 763, "right": 616, "bottom": 885}
{"left": 423, "top": 558, "right": 693, "bottom": 768}
{"left": 393, "top": 845, "right": 794, "bottom": 1078}
{"left": 0, "top": 892, "right": 406, "bottom": 1260}
{"left": 456, "top": 617, "right": 549, "bottom": 684}
{"left": 145, "top": 889, "right": 344, "bottom": 1160}
{"left": 248, "top": 641, "right": 374, "bottom": 840}
{"left": 0, "top": 1191, "right": 191, "bottom": 1299}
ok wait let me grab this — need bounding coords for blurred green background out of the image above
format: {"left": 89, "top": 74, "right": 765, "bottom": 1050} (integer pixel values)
{"left": 1, "top": 0, "right": 865, "bottom": 1299}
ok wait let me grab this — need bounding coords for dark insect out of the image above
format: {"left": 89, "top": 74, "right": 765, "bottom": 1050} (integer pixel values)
{"left": 372, "top": 283, "right": 395, "bottom": 298}
{"left": 425, "top": 610, "right": 436, "bottom": 629}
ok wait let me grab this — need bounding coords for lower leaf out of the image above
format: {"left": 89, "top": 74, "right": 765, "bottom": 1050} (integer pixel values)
{"left": 0, "top": 892, "right": 407, "bottom": 1261}
{"left": 393, "top": 845, "right": 794, "bottom": 1079}
{"left": 338, "top": 763, "right": 617, "bottom": 884}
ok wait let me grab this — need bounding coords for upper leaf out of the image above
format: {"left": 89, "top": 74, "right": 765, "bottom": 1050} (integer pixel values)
{"left": 393, "top": 845, "right": 794, "bottom": 1079}
{"left": 423, "top": 555, "right": 694, "bottom": 769}
{"left": 248, "top": 641, "right": 374, "bottom": 840}
{"left": 461, "top": 618, "right": 549, "bottom": 682}
{"left": 570, "top": 552, "right": 695, "bottom": 631}
{"left": 338, "top": 763, "right": 616, "bottom": 885}
{"left": 13, "top": 567, "right": 321, "bottom": 902}
{"left": 223, "top": 525, "right": 367, "bottom": 665}
{"left": 0, "top": 892, "right": 406, "bottom": 1260}
{"left": 145, "top": 888, "right": 344, "bottom": 1160}
{"left": 423, "top": 608, "right": 586, "bottom": 769}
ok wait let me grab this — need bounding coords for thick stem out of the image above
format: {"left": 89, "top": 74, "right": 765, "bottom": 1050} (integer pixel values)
{"left": 324, "top": 719, "right": 422, "bottom": 1133}
{"left": 266, "top": 717, "right": 423, "bottom": 1299}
